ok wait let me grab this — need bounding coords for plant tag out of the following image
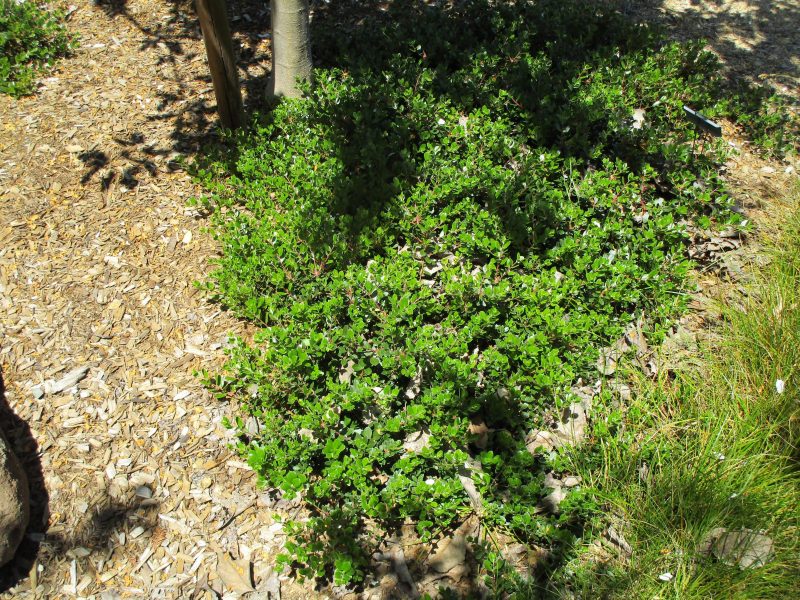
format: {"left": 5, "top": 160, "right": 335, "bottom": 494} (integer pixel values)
{"left": 683, "top": 105, "right": 723, "bottom": 137}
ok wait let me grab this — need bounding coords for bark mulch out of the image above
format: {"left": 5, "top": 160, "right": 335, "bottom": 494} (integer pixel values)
{"left": 1, "top": 1, "right": 309, "bottom": 598}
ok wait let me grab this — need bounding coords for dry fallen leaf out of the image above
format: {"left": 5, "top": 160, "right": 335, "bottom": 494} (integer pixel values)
{"left": 429, "top": 533, "right": 467, "bottom": 573}
{"left": 402, "top": 430, "right": 431, "bottom": 453}
{"left": 632, "top": 108, "right": 646, "bottom": 130}
{"left": 698, "top": 528, "right": 774, "bottom": 569}
{"left": 468, "top": 418, "right": 490, "bottom": 449}
{"left": 217, "top": 552, "right": 255, "bottom": 593}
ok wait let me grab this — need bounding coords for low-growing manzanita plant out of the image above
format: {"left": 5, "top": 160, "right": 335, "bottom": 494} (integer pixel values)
{"left": 0, "top": 0, "right": 74, "bottom": 96}
{"left": 191, "top": 0, "right": 786, "bottom": 587}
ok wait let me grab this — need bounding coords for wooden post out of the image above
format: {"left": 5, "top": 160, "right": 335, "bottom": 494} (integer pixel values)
{"left": 196, "top": 0, "right": 244, "bottom": 129}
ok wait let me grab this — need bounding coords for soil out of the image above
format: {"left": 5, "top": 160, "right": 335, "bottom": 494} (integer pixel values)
{"left": 0, "top": 0, "right": 797, "bottom": 598}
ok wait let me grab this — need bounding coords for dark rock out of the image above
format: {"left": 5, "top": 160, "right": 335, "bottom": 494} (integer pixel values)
{"left": 0, "top": 428, "right": 30, "bottom": 567}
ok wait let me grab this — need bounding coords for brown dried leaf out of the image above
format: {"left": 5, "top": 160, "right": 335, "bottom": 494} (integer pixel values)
{"left": 217, "top": 552, "right": 254, "bottom": 593}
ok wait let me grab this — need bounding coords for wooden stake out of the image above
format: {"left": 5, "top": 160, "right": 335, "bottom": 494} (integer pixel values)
{"left": 196, "top": 0, "right": 244, "bottom": 129}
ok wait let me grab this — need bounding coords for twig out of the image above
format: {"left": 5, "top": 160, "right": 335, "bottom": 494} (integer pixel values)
{"left": 216, "top": 500, "right": 256, "bottom": 531}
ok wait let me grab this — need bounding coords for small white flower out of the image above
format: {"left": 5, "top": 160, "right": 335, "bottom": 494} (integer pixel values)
{"left": 776, "top": 379, "right": 785, "bottom": 394}
{"left": 437, "top": 118, "right": 446, "bottom": 126}
{"left": 713, "top": 452, "right": 725, "bottom": 461}
{"left": 658, "top": 572, "right": 674, "bottom": 582}
{"left": 730, "top": 493, "right": 738, "bottom": 499}
{"left": 539, "top": 154, "right": 546, "bottom": 162}
{"left": 425, "top": 478, "right": 435, "bottom": 485}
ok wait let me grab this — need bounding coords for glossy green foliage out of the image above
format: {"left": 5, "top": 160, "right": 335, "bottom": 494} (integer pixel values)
{"left": 193, "top": 0, "right": 764, "bottom": 586}
{"left": 0, "top": 0, "right": 73, "bottom": 97}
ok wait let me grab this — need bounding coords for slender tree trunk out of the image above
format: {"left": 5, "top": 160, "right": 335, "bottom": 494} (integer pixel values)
{"left": 196, "top": 0, "right": 244, "bottom": 129}
{"left": 270, "top": 0, "right": 313, "bottom": 98}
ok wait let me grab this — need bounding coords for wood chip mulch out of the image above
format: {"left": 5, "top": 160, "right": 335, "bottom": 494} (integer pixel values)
{"left": 0, "top": 1, "right": 312, "bottom": 598}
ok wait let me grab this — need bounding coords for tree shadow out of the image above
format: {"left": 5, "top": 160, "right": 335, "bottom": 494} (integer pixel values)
{"left": 623, "top": 0, "right": 799, "bottom": 89}
{"left": 215, "top": 0, "right": 682, "bottom": 276}
{"left": 615, "top": 0, "right": 800, "bottom": 157}
{"left": 42, "top": 494, "right": 162, "bottom": 565}
{"left": 77, "top": 0, "right": 273, "bottom": 191}
{"left": 0, "top": 369, "right": 161, "bottom": 594}
{"left": 76, "top": 0, "right": 798, "bottom": 192}
{"left": 0, "top": 369, "right": 48, "bottom": 593}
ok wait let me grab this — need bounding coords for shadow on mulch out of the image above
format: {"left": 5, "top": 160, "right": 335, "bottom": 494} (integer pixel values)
{"left": 0, "top": 370, "right": 161, "bottom": 594}
{"left": 76, "top": 0, "right": 273, "bottom": 192}
{"left": 73, "top": 0, "right": 798, "bottom": 193}
{"left": 626, "top": 0, "right": 799, "bottom": 87}
{"left": 0, "top": 369, "right": 48, "bottom": 593}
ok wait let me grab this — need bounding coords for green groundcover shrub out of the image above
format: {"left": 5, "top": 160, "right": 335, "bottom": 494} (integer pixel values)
{"left": 0, "top": 0, "right": 72, "bottom": 97}
{"left": 191, "top": 0, "right": 786, "bottom": 588}
{"left": 721, "top": 83, "right": 799, "bottom": 158}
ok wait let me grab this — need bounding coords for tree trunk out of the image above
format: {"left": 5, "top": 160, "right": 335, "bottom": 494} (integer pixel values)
{"left": 270, "top": 0, "right": 313, "bottom": 98}
{"left": 196, "top": 0, "right": 244, "bottom": 129}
